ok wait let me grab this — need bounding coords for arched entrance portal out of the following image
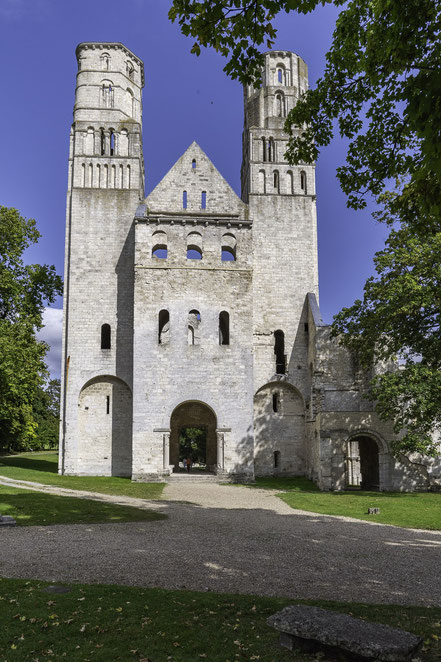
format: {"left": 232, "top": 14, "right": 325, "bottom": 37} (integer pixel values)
{"left": 170, "top": 401, "right": 217, "bottom": 472}
{"left": 347, "top": 436, "right": 380, "bottom": 490}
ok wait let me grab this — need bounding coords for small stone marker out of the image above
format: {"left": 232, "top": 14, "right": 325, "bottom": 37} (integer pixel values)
{"left": 0, "top": 514, "right": 16, "bottom": 527}
{"left": 267, "top": 605, "right": 422, "bottom": 661}
{"left": 368, "top": 507, "right": 381, "bottom": 514}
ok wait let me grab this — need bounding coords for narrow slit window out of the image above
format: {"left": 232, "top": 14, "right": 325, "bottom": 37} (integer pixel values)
{"left": 219, "top": 311, "right": 230, "bottom": 345}
{"left": 300, "top": 171, "right": 307, "bottom": 194}
{"left": 100, "top": 128, "right": 105, "bottom": 155}
{"left": 101, "top": 323, "right": 111, "bottom": 350}
{"left": 201, "top": 191, "right": 206, "bottom": 209}
{"left": 273, "top": 170, "right": 280, "bottom": 193}
{"left": 272, "top": 393, "right": 279, "bottom": 413}
{"left": 278, "top": 69, "right": 283, "bottom": 83}
{"left": 262, "top": 136, "right": 267, "bottom": 162}
{"left": 110, "top": 130, "right": 115, "bottom": 155}
{"left": 274, "top": 329, "right": 285, "bottom": 374}
{"left": 158, "top": 309, "right": 170, "bottom": 344}
{"left": 192, "top": 158, "right": 196, "bottom": 169}
{"left": 188, "top": 309, "right": 201, "bottom": 345}
{"left": 183, "top": 190, "right": 187, "bottom": 209}
{"left": 106, "top": 395, "right": 110, "bottom": 415}
{"left": 274, "top": 450, "right": 281, "bottom": 468}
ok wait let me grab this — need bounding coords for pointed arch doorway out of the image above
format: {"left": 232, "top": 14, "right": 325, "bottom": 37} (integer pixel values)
{"left": 170, "top": 401, "right": 217, "bottom": 472}
{"left": 347, "top": 435, "right": 380, "bottom": 490}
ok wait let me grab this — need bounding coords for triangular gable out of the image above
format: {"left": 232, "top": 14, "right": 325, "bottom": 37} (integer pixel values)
{"left": 146, "top": 142, "right": 246, "bottom": 217}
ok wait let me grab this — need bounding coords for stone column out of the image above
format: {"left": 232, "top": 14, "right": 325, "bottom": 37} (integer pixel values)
{"left": 216, "top": 431, "right": 224, "bottom": 472}
{"left": 163, "top": 432, "right": 170, "bottom": 471}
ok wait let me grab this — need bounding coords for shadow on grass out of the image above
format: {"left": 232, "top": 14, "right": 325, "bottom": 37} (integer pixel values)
{"left": 0, "top": 487, "right": 166, "bottom": 526}
{"left": 0, "top": 453, "right": 58, "bottom": 474}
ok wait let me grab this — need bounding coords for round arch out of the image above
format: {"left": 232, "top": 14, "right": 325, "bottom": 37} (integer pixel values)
{"left": 78, "top": 375, "right": 132, "bottom": 477}
{"left": 169, "top": 400, "right": 217, "bottom": 472}
{"left": 345, "top": 430, "right": 389, "bottom": 491}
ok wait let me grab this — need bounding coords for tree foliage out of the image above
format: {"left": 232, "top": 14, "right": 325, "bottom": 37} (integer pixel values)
{"left": 32, "top": 378, "right": 61, "bottom": 450}
{"left": 0, "top": 207, "right": 63, "bottom": 452}
{"left": 169, "top": 0, "right": 441, "bottom": 455}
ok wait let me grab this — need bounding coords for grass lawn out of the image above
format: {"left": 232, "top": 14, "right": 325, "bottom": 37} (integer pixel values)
{"left": 249, "top": 477, "right": 441, "bottom": 530}
{"left": 0, "top": 452, "right": 164, "bottom": 500}
{"left": 1, "top": 578, "right": 440, "bottom": 662}
{"left": 0, "top": 485, "right": 165, "bottom": 527}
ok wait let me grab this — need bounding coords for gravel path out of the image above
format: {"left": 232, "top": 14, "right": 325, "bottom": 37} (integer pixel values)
{"left": 1, "top": 477, "right": 441, "bottom": 606}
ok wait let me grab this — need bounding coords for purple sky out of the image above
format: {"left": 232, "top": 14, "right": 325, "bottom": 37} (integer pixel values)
{"left": 0, "top": 1, "right": 388, "bottom": 378}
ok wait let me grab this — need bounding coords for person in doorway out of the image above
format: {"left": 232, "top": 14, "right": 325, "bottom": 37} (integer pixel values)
{"left": 186, "top": 457, "right": 192, "bottom": 473}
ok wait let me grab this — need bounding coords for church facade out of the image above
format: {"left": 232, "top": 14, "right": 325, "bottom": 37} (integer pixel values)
{"left": 59, "top": 42, "right": 440, "bottom": 491}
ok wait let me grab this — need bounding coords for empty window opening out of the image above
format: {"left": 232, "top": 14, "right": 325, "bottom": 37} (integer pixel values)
{"left": 221, "top": 233, "right": 237, "bottom": 262}
{"left": 272, "top": 392, "right": 279, "bottom": 413}
{"left": 192, "top": 158, "right": 196, "bottom": 169}
{"left": 300, "top": 170, "right": 307, "bottom": 194}
{"left": 187, "top": 247, "right": 202, "bottom": 259}
{"left": 219, "top": 311, "right": 230, "bottom": 345}
{"left": 158, "top": 309, "right": 170, "bottom": 344}
{"left": 110, "top": 130, "right": 115, "bottom": 155}
{"left": 183, "top": 190, "right": 187, "bottom": 209}
{"left": 274, "top": 450, "right": 281, "bottom": 468}
{"left": 274, "top": 329, "right": 286, "bottom": 374}
{"left": 261, "top": 136, "right": 267, "bottom": 161}
{"left": 106, "top": 395, "right": 110, "bottom": 415}
{"left": 152, "top": 230, "right": 167, "bottom": 259}
{"left": 278, "top": 69, "right": 283, "bottom": 83}
{"left": 101, "top": 323, "right": 111, "bottom": 350}
{"left": 187, "top": 231, "right": 202, "bottom": 259}
{"left": 267, "top": 137, "right": 275, "bottom": 162}
{"left": 304, "top": 322, "right": 309, "bottom": 333}
{"left": 188, "top": 309, "right": 201, "bottom": 345}
{"left": 201, "top": 191, "right": 207, "bottom": 209}
{"left": 273, "top": 170, "right": 280, "bottom": 193}
{"left": 100, "top": 128, "right": 105, "bottom": 155}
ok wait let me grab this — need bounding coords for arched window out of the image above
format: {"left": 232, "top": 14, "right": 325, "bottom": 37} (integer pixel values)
{"left": 188, "top": 310, "right": 201, "bottom": 345}
{"left": 101, "top": 324, "right": 111, "bottom": 350}
{"left": 201, "top": 191, "right": 207, "bottom": 209}
{"left": 81, "top": 163, "right": 86, "bottom": 187}
{"left": 111, "top": 164, "right": 116, "bottom": 188}
{"left": 275, "top": 92, "right": 285, "bottom": 117}
{"left": 158, "top": 309, "right": 170, "bottom": 344}
{"left": 219, "top": 311, "right": 230, "bottom": 345}
{"left": 192, "top": 158, "right": 196, "bottom": 169}
{"left": 101, "top": 81, "right": 114, "bottom": 108}
{"left": 183, "top": 191, "right": 187, "bottom": 209}
{"left": 187, "top": 232, "right": 202, "bottom": 259}
{"left": 152, "top": 230, "right": 167, "bottom": 259}
{"left": 119, "top": 164, "right": 124, "bottom": 189}
{"left": 126, "top": 61, "right": 135, "bottom": 80}
{"left": 127, "top": 88, "right": 135, "bottom": 117}
{"left": 100, "top": 128, "right": 105, "bottom": 156}
{"left": 103, "top": 164, "right": 108, "bottom": 188}
{"left": 101, "top": 53, "right": 110, "bottom": 71}
{"left": 274, "top": 450, "right": 281, "bottom": 468}
{"left": 88, "top": 163, "right": 93, "bottom": 187}
{"left": 300, "top": 170, "right": 307, "bottom": 194}
{"left": 110, "top": 130, "right": 115, "bottom": 155}
{"left": 277, "top": 69, "right": 283, "bottom": 84}
{"left": 259, "top": 169, "right": 266, "bottom": 194}
{"left": 96, "top": 164, "right": 101, "bottom": 188}
{"left": 261, "top": 136, "right": 267, "bottom": 162}
{"left": 127, "top": 165, "right": 131, "bottom": 189}
{"left": 274, "top": 329, "right": 285, "bottom": 374}
{"left": 287, "top": 170, "right": 294, "bottom": 194}
{"left": 276, "top": 64, "right": 285, "bottom": 85}
{"left": 221, "top": 233, "right": 237, "bottom": 261}
{"left": 268, "top": 137, "right": 275, "bottom": 162}
{"left": 273, "top": 170, "right": 280, "bottom": 193}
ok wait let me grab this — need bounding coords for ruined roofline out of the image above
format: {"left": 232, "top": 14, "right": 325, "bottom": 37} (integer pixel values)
{"left": 76, "top": 42, "right": 145, "bottom": 86}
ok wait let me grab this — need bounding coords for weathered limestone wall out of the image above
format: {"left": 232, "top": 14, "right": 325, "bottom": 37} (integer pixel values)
{"left": 60, "top": 43, "right": 144, "bottom": 476}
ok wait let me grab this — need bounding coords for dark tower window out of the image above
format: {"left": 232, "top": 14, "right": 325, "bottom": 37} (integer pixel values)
{"left": 273, "top": 170, "right": 280, "bottom": 193}
{"left": 192, "top": 158, "right": 196, "bottom": 169}
{"left": 274, "top": 329, "right": 285, "bottom": 374}
{"left": 272, "top": 392, "right": 279, "bottom": 413}
{"left": 101, "top": 324, "right": 111, "bottom": 350}
{"left": 219, "top": 311, "right": 230, "bottom": 345}
{"left": 106, "top": 395, "right": 110, "bottom": 415}
{"left": 100, "top": 128, "right": 105, "bottom": 156}
{"left": 300, "top": 171, "right": 307, "bottom": 194}
{"left": 262, "top": 136, "right": 267, "bottom": 162}
{"left": 183, "top": 191, "right": 187, "bottom": 209}
{"left": 110, "top": 130, "right": 115, "bottom": 156}
{"left": 274, "top": 450, "right": 281, "bottom": 468}
{"left": 158, "top": 309, "right": 170, "bottom": 344}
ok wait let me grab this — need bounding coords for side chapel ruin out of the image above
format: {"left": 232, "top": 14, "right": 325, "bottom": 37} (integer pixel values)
{"left": 59, "top": 42, "right": 441, "bottom": 490}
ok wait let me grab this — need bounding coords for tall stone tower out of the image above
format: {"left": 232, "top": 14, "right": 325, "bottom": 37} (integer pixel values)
{"left": 241, "top": 51, "right": 319, "bottom": 476}
{"left": 59, "top": 43, "right": 144, "bottom": 476}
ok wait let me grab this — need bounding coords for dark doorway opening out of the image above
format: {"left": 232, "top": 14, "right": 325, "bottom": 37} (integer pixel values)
{"left": 347, "top": 436, "right": 380, "bottom": 490}
{"left": 179, "top": 426, "right": 207, "bottom": 470}
{"left": 170, "top": 401, "right": 217, "bottom": 473}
